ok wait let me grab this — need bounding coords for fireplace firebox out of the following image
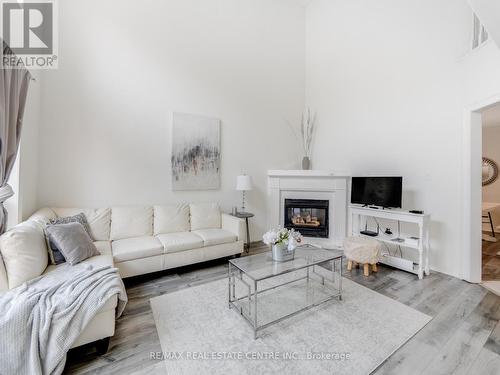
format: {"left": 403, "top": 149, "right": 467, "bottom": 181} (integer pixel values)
{"left": 284, "top": 199, "right": 329, "bottom": 238}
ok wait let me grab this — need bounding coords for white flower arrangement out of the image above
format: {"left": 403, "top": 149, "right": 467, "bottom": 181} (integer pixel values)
{"left": 263, "top": 227, "right": 303, "bottom": 251}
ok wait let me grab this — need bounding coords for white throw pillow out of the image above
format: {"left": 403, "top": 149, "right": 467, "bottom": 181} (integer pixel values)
{"left": 29, "top": 207, "right": 57, "bottom": 224}
{"left": 111, "top": 206, "right": 153, "bottom": 240}
{"left": 189, "top": 203, "right": 221, "bottom": 230}
{"left": 0, "top": 220, "right": 48, "bottom": 289}
{"left": 52, "top": 208, "right": 111, "bottom": 241}
{"left": 154, "top": 204, "right": 190, "bottom": 235}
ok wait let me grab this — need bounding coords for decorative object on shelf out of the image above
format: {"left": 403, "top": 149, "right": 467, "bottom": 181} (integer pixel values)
{"left": 263, "top": 227, "right": 302, "bottom": 262}
{"left": 405, "top": 237, "right": 420, "bottom": 247}
{"left": 171, "top": 112, "right": 221, "bottom": 191}
{"left": 482, "top": 157, "right": 498, "bottom": 186}
{"left": 236, "top": 175, "right": 253, "bottom": 212}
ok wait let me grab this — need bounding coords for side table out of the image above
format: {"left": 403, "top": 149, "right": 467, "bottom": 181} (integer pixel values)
{"left": 231, "top": 212, "right": 254, "bottom": 253}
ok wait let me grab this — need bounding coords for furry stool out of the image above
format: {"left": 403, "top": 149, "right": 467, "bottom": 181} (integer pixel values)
{"left": 343, "top": 236, "right": 382, "bottom": 277}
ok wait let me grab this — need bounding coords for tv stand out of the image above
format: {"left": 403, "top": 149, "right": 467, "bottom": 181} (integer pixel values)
{"left": 348, "top": 205, "right": 430, "bottom": 279}
{"left": 367, "top": 205, "right": 393, "bottom": 210}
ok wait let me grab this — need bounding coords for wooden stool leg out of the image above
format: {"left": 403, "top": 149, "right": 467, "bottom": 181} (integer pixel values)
{"left": 347, "top": 260, "right": 353, "bottom": 271}
{"left": 363, "top": 263, "right": 369, "bottom": 277}
{"left": 372, "top": 263, "right": 378, "bottom": 273}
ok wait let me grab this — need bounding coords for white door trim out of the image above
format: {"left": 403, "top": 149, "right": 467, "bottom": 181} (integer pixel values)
{"left": 462, "top": 93, "right": 500, "bottom": 283}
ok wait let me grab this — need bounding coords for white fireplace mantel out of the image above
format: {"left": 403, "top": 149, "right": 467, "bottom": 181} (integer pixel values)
{"left": 267, "top": 170, "right": 350, "bottom": 249}
{"left": 267, "top": 170, "right": 350, "bottom": 178}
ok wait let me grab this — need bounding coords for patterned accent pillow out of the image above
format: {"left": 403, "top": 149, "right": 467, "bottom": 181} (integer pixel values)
{"left": 45, "top": 213, "right": 93, "bottom": 265}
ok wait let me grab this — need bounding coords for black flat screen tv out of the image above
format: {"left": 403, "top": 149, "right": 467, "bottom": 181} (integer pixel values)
{"left": 351, "top": 177, "right": 403, "bottom": 208}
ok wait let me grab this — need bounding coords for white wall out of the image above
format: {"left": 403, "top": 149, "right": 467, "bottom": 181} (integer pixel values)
{"left": 306, "top": 0, "right": 474, "bottom": 277}
{"left": 35, "top": 0, "right": 306, "bottom": 241}
{"left": 24, "top": 0, "right": 500, "bottom": 278}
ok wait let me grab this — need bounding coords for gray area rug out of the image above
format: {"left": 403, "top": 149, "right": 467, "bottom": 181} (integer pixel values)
{"left": 150, "top": 277, "right": 431, "bottom": 375}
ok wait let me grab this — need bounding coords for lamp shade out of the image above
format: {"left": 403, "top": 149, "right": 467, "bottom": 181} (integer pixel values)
{"left": 236, "top": 175, "right": 253, "bottom": 191}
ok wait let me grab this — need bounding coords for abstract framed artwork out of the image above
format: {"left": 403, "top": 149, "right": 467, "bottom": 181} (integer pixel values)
{"left": 171, "top": 112, "right": 221, "bottom": 190}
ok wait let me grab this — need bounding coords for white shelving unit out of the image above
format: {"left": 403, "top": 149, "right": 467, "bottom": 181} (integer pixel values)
{"left": 348, "top": 205, "right": 430, "bottom": 279}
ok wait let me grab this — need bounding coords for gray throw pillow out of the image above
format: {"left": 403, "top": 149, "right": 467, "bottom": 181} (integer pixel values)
{"left": 45, "top": 213, "right": 92, "bottom": 265}
{"left": 45, "top": 222, "right": 100, "bottom": 266}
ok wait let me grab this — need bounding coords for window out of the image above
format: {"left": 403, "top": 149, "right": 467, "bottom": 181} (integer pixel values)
{"left": 472, "top": 12, "right": 489, "bottom": 50}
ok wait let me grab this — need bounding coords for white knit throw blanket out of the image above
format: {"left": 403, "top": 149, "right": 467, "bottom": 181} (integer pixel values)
{"left": 0, "top": 264, "right": 127, "bottom": 375}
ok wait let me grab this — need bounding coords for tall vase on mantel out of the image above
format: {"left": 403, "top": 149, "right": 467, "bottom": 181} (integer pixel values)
{"left": 302, "top": 156, "right": 311, "bottom": 170}
{"left": 299, "top": 108, "right": 315, "bottom": 170}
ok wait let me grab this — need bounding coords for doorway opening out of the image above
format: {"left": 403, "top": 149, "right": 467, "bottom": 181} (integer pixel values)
{"left": 463, "top": 95, "right": 500, "bottom": 295}
{"left": 480, "top": 104, "right": 500, "bottom": 293}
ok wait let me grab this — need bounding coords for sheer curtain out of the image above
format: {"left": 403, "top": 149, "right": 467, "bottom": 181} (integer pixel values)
{"left": 0, "top": 42, "right": 31, "bottom": 234}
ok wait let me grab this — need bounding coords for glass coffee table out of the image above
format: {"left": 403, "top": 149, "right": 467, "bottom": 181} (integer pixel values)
{"left": 228, "top": 245, "right": 343, "bottom": 338}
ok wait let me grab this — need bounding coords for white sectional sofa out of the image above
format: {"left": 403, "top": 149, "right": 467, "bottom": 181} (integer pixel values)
{"left": 0, "top": 203, "right": 244, "bottom": 350}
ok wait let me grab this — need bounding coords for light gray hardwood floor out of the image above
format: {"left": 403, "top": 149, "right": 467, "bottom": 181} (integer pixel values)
{"left": 64, "top": 244, "right": 500, "bottom": 375}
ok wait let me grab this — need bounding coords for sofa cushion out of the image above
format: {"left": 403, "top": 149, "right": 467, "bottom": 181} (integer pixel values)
{"left": 42, "top": 250, "right": 117, "bottom": 335}
{"left": 191, "top": 229, "right": 237, "bottom": 247}
{"left": 0, "top": 220, "right": 48, "bottom": 289}
{"left": 29, "top": 208, "right": 57, "bottom": 224}
{"left": 111, "top": 206, "right": 153, "bottom": 241}
{"left": 154, "top": 204, "right": 190, "bottom": 235}
{"left": 189, "top": 203, "right": 221, "bottom": 230}
{"left": 52, "top": 208, "right": 111, "bottom": 241}
{"left": 94, "top": 241, "right": 112, "bottom": 256}
{"left": 91, "top": 293, "right": 117, "bottom": 313}
{"left": 112, "top": 236, "right": 163, "bottom": 263}
{"left": 44, "top": 253, "right": 114, "bottom": 275}
{"left": 156, "top": 232, "right": 204, "bottom": 254}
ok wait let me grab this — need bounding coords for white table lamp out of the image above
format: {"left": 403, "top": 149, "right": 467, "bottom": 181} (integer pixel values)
{"left": 236, "top": 175, "right": 253, "bottom": 212}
